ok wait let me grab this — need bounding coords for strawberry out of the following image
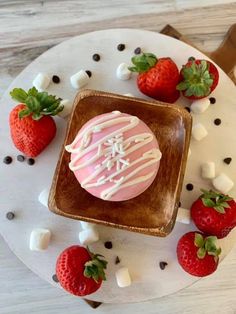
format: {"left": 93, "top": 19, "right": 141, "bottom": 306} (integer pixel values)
{"left": 191, "top": 189, "right": 236, "bottom": 239}
{"left": 176, "top": 59, "right": 219, "bottom": 100}
{"left": 56, "top": 245, "right": 107, "bottom": 297}
{"left": 9, "top": 87, "right": 63, "bottom": 157}
{"left": 177, "top": 231, "right": 221, "bottom": 277}
{"left": 129, "top": 53, "right": 180, "bottom": 103}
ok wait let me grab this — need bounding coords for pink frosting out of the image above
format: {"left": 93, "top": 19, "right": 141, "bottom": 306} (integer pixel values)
{"left": 67, "top": 112, "right": 161, "bottom": 201}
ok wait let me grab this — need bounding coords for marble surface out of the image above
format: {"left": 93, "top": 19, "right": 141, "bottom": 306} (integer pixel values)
{"left": 1, "top": 1, "right": 236, "bottom": 313}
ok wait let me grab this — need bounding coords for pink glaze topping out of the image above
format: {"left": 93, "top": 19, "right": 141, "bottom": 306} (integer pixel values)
{"left": 65, "top": 111, "right": 161, "bottom": 201}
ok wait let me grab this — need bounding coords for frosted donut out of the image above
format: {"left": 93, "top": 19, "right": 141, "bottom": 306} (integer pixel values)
{"left": 66, "top": 111, "right": 162, "bottom": 201}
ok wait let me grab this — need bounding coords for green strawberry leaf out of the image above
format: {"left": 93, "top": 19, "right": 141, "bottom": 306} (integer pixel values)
{"left": 197, "top": 247, "right": 206, "bottom": 259}
{"left": 202, "top": 198, "right": 216, "bottom": 208}
{"left": 10, "top": 88, "right": 28, "bottom": 103}
{"left": 18, "top": 108, "right": 31, "bottom": 119}
{"left": 214, "top": 206, "right": 226, "bottom": 214}
{"left": 194, "top": 233, "right": 204, "bottom": 248}
{"left": 25, "top": 96, "right": 41, "bottom": 112}
{"left": 10, "top": 86, "right": 63, "bottom": 120}
{"left": 28, "top": 87, "right": 38, "bottom": 97}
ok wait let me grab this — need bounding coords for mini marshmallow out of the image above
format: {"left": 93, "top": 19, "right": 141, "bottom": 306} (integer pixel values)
{"left": 80, "top": 221, "right": 96, "bottom": 230}
{"left": 38, "top": 188, "right": 49, "bottom": 207}
{"left": 190, "top": 98, "right": 210, "bottom": 114}
{"left": 78, "top": 228, "right": 99, "bottom": 245}
{"left": 70, "top": 70, "right": 90, "bottom": 89}
{"left": 212, "top": 173, "right": 234, "bottom": 194}
{"left": 33, "top": 73, "right": 51, "bottom": 91}
{"left": 116, "top": 63, "right": 132, "bottom": 80}
{"left": 192, "top": 123, "right": 208, "bottom": 141}
{"left": 176, "top": 207, "right": 191, "bottom": 224}
{"left": 29, "top": 228, "right": 51, "bottom": 251}
{"left": 58, "top": 99, "right": 73, "bottom": 118}
{"left": 115, "top": 267, "right": 131, "bottom": 288}
{"left": 201, "top": 162, "right": 215, "bottom": 179}
{"left": 123, "top": 93, "right": 134, "bottom": 97}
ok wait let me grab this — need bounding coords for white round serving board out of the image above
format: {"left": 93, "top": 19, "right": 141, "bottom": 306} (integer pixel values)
{"left": 0, "top": 29, "right": 236, "bottom": 304}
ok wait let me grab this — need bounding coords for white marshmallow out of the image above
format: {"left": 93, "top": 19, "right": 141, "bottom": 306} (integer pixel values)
{"left": 190, "top": 98, "right": 210, "bottom": 114}
{"left": 58, "top": 99, "right": 73, "bottom": 118}
{"left": 115, "top": 267, "right": 131, "bottom": 288}
{"left": 29, "top": 228, "right": 51, "bottom": 251}
{"left": 33, "top": 73, "right": 51, "bottom": 91}
{"left": 70, "top": 70, "right": 90, "bottom": 89}
{"left": 116, "top": 63, "right": 132, "bottom": 80}
{"left": 123, "top": 93, "right": 134, "bottom": 97}
{"left": 78, "top": 228, "right": 99, "bottom": 245}
{"left": 192, "top": 123, "right": 208, "bottom": 141}
{"left": 176, "top": 207, "right": 191, "bottom": 224}
{"left": 38, "top": 188, "right": 49, "bottom": 207}
{"left": 80, "top": 221, "right": 96, "bottom": 230}
{"left": 201, "top": 162, "right": 215, "bottom": 179}
{"left": 212, "top": 173, "right": 234, "bottom": 194}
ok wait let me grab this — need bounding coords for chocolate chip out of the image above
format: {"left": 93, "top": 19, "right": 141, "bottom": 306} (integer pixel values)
{"left": 92, "top": 53, "right": 100, "bottom": 62}
{"left": 178, "top": 201, "right": 182, "bottom": 207}
{"left": 6, "top": 212, "right": 15, "bottom": 220}
{"left": 223, "top": 157, "right": 232, "bottom": 165}
{"left": 104, "top": 241, "right": 113, "bottom": 249}
{"left": 186, "top": 183, "right": 194, "bottom": 191}
{"left": 3, "top": 156, "right": 12, "bottom": 164}
{"left": 209, "top": 97, "right": 216, "bottom": 104}
{"left": 115, "top": 256, "right": 120, "bottom": 264}
{"left": 134, "top": 47, "right": 141, "bottom": 55}
{"left": 159, "top": 261, "right": 168, "bottom": 270}
{"left": 188, "top": 56, "right": 196, "bottom": 62}
{"left": 214, "top": 118, "right": 221, "bottom": 126}
{"left": 52, "top": 274, "right": 59, "bottom": 283}
{"left": 117, "top": 43, "right": 125, "bottom": 51}
{"left": 17, "top": 155, "right": 25, "bottom": 162}
{"left": 27, "top": 158, "right": 35, "bottom": 165}
{"left": 85, "top": 70, "right": 92, "bottom": 78}
{"left": 185, "top": 107, "right": 191, "bottom": 112}
{"left": 52, "top": 75, "right": 60, "bottom": 83}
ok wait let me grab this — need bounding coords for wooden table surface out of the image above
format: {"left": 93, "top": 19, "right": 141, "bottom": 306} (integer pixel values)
{"left": 1, "top": 1, "right": 236, "bottom": 313}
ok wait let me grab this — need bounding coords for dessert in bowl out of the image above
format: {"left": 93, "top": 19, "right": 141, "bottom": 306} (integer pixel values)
{"left": 65, "top": 111, "right": 162, "bottom": 201}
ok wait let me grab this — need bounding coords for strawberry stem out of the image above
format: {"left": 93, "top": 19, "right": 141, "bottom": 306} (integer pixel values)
{"left": 129, "top": 52, "right": 158, "bottom": 73}
{"left": 200, "top": 189, "right": 233, "bottom": 214}
{"left": 10, "top": 87, "right": 64, "bottom": 120}
{"left": 194, "top": 233, "right": 221, "bottom": 260}
{"left": 84, "top": 247, "right": 108, "bottom": 283}
{"left": 177, "top": 60, "right": 214, "bottom": 97}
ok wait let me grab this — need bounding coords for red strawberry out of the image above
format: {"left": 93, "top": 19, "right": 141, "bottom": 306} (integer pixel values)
{"left": 191, "top": 189, "right": 236, "bottom": 239}
{"left": 177, "top": 231, "right": 221, "bottom": 277}
{"left": 177, "top": 59, "right": 219, "bottom": 100}
{"left": 129, "top": 53, "right": 180, "bottom": 103}
{"left": 56, "top": 245, "right": 107, "bottom": 297}
{"left": 9, "top": 87, "right": 63, "bottom": 157}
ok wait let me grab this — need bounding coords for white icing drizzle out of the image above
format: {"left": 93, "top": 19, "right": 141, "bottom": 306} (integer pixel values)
{"left": 66, "top": 111, "right": 162, "bottom": 200}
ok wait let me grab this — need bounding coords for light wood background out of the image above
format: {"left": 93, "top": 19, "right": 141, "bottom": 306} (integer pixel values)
{"left": 1, "top": 1, "right": 236, "bottom": 313}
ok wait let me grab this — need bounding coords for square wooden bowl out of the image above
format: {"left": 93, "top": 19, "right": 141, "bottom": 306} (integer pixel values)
{"left": 49, "top": 89, "right": 192, "bottom": 237}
